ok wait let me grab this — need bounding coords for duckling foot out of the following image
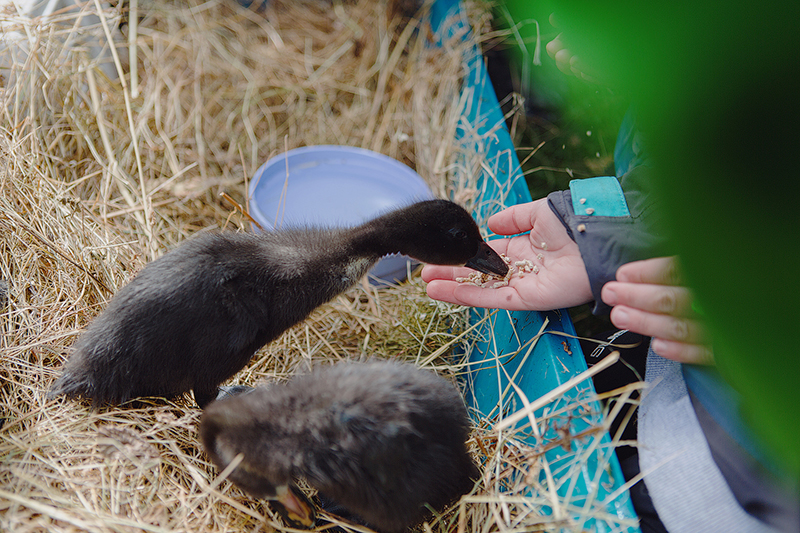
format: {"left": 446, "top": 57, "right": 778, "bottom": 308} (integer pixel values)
{"left": 272, "top": 483, "right": 317, "bottom": 529}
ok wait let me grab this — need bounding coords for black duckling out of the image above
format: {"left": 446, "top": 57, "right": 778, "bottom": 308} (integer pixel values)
{"left": 51, "top": 200, "right": 508, "bottom": 407}
{"left": 199, "top": 360, "right": 479, "bottom": 533}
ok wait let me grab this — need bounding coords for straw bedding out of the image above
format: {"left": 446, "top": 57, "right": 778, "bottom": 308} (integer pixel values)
{"left": 0, "top": 1, "right": 639, "bottom": 531}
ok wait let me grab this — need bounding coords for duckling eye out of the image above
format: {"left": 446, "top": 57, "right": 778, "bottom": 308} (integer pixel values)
{"left": 449, "top": 228, "right": 468, "bottom": 240}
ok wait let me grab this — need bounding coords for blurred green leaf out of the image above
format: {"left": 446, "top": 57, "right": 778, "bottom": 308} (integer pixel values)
{"left": 549, "top": 0, "right": 800, "bottom": 475}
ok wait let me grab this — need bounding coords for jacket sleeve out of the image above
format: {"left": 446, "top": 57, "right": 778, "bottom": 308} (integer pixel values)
{"left": 547, "top": 166, "right": 672, "bottom": 315}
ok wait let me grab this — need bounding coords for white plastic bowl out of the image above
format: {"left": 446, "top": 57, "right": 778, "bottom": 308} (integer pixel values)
{"left": 248, "top": 145, "right": 434, "bottom": 285}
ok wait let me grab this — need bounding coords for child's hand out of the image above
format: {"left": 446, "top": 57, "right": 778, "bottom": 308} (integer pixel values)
{"left": 423, "top": 199, "right": 593, "bottom": 311}
{"left": 602, "top": 257, "right": 714, "bottom": 364}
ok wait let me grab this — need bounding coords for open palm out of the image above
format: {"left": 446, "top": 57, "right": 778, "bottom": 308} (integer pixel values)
{"left": 423, "top": 199, "right": 593, "bottom": 311}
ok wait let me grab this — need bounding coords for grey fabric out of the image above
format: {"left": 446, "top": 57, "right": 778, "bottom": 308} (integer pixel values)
{"left": 689, "top": 390, "right": 800, "bottom": 532}
{"left": 638, "top": 348, "right": 780, "bottom": 533}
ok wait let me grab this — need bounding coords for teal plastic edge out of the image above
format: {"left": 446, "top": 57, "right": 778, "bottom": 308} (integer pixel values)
{"left": 429, "top": 2, "right": 641, "bottom": 531}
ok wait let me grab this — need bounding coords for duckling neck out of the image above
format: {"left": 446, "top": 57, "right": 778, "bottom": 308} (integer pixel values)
{"left": 348, "top": 209, "right": 422, "bottom": 259}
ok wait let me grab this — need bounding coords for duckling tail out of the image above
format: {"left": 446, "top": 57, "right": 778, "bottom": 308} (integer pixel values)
{"left": 49, "top": 370, "right": 95, "bottom": 404}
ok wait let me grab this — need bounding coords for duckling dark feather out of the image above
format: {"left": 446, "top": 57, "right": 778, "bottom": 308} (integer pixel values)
{"left": 200, "top": 361, "right": 479, "bottom": 533}
{"left": 51, "top": 200, "right": 508, "bottom": 407}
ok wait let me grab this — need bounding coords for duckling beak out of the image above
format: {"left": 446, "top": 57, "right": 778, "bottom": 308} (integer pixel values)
{"left": 465, "top": 242, "right": 509, "bottom": 276}
{"left": 273, "top": 483, "right": 317, "bottom": 529}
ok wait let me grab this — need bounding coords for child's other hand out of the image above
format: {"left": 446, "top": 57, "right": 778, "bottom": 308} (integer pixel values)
{"left": 602, "top": 256, "right": 714, "bottom": 364}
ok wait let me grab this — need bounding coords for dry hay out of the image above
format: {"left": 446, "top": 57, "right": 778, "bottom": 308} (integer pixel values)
{"left": 0, "top": 1, "right": 639, "bottom": 532}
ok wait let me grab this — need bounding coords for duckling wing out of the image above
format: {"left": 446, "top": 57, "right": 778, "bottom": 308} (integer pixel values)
{"left": 342, "top": 411, "right": 417, "bottom": 491}
{"left": 299, "top": 408, "right": 420, "bottom": 533}
{"left": 304, "top": 395, "right": 472, "bottom": 533}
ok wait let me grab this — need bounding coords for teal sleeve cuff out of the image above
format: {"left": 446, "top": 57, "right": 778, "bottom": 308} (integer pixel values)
{"left": 569, "top": 176, "right": 630, "bottom": 217}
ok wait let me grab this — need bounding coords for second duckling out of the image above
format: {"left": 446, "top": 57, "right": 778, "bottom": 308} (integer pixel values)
{"left": 51, "top": 200, "right": 508, "bottom": 407}
{"left": 200, "top": 360, "right": 479, "bottom": 533}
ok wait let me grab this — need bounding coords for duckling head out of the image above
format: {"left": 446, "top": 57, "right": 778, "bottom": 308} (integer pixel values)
{"left": 374, "top": 200, "right": 509, "bottom": 276}
{"left": 200, "top": 401, "right": 316, "bottom": 528}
